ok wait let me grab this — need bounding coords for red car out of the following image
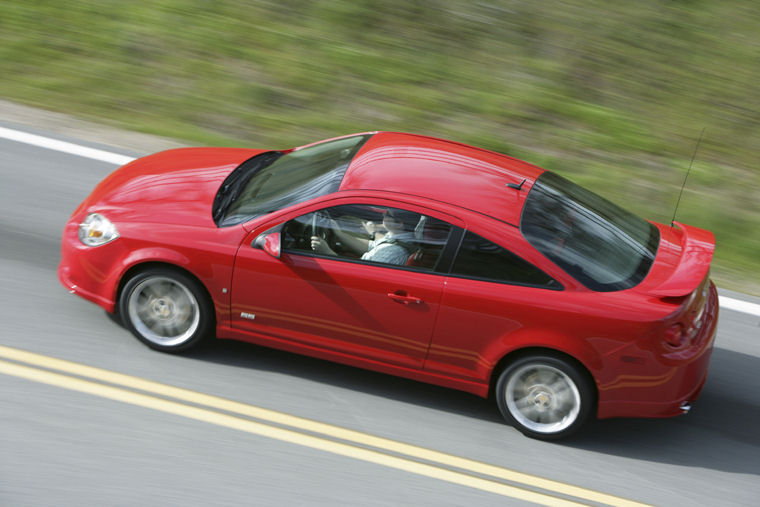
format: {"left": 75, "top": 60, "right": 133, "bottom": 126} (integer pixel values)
{"left": 59, "top": 132, "right": 718, "bottom": 439}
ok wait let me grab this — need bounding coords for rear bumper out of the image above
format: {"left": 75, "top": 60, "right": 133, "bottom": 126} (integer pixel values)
{"left": 597, "top": 355, "right": 712, "bottom": 418}
{"left": 597, "top": 281, "right": 718, "bottom": 419}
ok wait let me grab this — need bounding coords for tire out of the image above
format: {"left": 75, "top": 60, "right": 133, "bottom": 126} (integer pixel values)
{"left": 495, "top": 354, "right": 594, "bottom": 440}
{"left": 119, "top": 267, "right": 213, "bottom": 352}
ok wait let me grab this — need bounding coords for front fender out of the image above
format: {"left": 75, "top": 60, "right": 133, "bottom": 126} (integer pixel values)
{"left": 112, "top": 242, "right": 236, "bottom": 329}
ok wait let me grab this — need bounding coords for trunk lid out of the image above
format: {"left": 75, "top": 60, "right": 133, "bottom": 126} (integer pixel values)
{"left": 641, "top": 221, "right": 716, "bottom": 297}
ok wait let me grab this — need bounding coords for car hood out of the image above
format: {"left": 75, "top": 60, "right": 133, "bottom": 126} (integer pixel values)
{"left": 80, "top": 147, "right": 267, "bottom": 227}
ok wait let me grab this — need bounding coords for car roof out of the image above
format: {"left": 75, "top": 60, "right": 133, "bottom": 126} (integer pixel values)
{"left": 339, "top": 132, "right": 546, "bottom": 226}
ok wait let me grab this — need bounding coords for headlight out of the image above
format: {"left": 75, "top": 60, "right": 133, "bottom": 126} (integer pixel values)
{"left": 78, "top": 213, "right": 120, "bottom": 246}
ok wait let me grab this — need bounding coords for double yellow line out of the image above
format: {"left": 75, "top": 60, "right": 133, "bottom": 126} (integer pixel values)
{"left": 0, "top": 345, "right": 648, "bottom": 506}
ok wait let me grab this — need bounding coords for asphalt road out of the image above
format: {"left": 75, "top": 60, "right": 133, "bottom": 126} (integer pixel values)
{"left": 1, "top": 122, "right": 759, "bottom": 506}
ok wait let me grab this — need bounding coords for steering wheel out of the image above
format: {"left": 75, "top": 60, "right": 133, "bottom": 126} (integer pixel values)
{"left": 309, "top": 210, "right": 336, "bottom": 254}
{"left": 311, "top": 210, "right": 332, "bottom": 239}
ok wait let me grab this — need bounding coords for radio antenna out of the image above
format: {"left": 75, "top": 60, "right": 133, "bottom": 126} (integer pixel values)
{"left": 671, "top": 128, "right": 705, "bottom": 227}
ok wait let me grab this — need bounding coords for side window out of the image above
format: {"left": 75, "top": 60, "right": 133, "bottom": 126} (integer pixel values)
{"left": 281, "top": 204, "right": 452, "bottom": 270}
{"left": 451, "top": 230, "right": 560, "bottom": 288}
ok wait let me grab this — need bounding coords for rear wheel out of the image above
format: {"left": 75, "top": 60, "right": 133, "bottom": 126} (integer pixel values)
{"left": 119, "top": 268, "right": 213, "bottom": 352}
{"left": 495, "top": 354, "right": 593, "bottom": 440}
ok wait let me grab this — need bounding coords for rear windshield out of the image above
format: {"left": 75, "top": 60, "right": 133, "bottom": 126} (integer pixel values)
{"left": 218, "top": 134, "right": 371, "bottom": 226}
{"left": 520, "top": 172, "right": 659, "bottom": 291}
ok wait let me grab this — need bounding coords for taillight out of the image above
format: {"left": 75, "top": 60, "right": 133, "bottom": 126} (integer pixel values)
{"left": 664, "top": 323, "right": 686, "bottom": 347}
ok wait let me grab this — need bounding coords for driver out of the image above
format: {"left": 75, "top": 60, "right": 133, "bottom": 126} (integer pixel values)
{"left": 311, "top": 208, "right": 419, "bottom": 265}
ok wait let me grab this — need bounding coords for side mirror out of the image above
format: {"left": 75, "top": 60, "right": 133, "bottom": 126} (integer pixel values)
{"left": 253, "top": 232, "right": 281, "bottom": 259}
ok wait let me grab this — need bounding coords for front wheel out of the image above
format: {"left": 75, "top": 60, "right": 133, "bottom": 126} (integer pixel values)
{"left": 119, "top": 268, "right": 213, "bottom": 352}
{"left": 495, "top": 355, "right": 594, "bottom": 440}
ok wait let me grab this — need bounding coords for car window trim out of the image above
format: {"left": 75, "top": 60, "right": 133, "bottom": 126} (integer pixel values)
{"left": 444, "top": 271, "right": 564, "bottom": 291}
{"left": 280, "top": 248, "right": 448, "bottom": 275}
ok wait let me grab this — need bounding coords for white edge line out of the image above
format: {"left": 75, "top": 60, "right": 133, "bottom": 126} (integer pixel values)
{"left": 2, "top": 125, "right": 760, "bottom": 318}
{"left": 0, "top": 125, "right": 135, "bottom": 166}
{"left": 718, "top": 296, "right": 760, "bottom": 317}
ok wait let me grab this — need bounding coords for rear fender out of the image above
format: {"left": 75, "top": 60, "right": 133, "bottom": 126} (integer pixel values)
{"left": 484, "top": 327, "right": 603, "bottom": 391}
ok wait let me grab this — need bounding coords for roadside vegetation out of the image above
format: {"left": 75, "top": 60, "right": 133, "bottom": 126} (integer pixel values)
{"left": 1, "top": 0, "right": 758, "bottom": 292}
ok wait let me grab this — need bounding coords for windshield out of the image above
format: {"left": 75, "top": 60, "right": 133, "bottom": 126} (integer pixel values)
{"left": 217, "top": 134, "right": 372, "bottom": 226}
{"left": 520, "top": 171, "right": 659, "bottom": 291}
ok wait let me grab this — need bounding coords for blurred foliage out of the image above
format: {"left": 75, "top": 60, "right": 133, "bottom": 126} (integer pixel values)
{"left": 1, "top": 0, "right": 758, "bottom": 291}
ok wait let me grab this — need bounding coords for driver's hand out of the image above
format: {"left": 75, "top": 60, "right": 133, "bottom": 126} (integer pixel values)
{"left": 311, "top": 236, "right": 332, "bottom": 255}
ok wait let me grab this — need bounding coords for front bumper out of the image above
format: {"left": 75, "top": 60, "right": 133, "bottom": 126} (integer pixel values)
{"left": 58, "top": 218, "right": 124, "bottom": 313}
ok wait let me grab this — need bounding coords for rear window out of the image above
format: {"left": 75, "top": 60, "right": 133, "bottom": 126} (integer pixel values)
{"left": 520, "top": 172, "right": 659, "bottom": 291}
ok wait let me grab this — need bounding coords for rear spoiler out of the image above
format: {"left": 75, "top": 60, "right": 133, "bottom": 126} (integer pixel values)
{"left": 647, "top": 221, "right": 715, "bottom": 297}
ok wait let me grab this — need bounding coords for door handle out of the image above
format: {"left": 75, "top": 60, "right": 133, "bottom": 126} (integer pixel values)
{"left": 387, "top": 291, "right": 423, "bottom": 305}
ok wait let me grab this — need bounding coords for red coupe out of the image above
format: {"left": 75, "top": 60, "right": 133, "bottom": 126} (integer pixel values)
{"left": 59, "top": 132, "right": 718, "bottom": 439}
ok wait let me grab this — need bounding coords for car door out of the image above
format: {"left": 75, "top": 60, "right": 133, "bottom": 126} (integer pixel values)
{"left": 425, "top": 227, "right": 565, "bottom": 382}
{"left": 230, "top": 202, "right": 457, "bottom": 369}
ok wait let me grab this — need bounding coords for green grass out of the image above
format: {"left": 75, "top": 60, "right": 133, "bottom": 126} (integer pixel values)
{"left": 1, "top": 0, "right": 758, "bottom": 292}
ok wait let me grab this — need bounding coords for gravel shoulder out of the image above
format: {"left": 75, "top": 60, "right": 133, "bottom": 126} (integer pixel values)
{"left": 0, "top": 99, "right": 185, "bottom": 155}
